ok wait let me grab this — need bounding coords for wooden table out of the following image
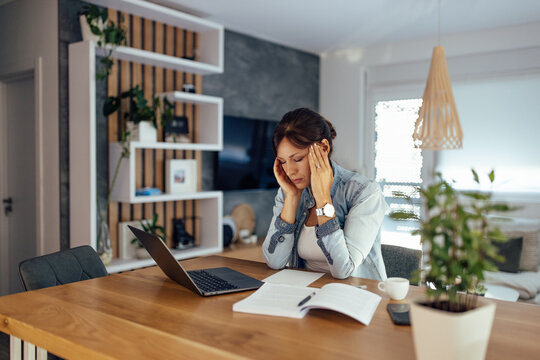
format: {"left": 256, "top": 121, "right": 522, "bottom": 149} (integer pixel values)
{"left": 1, "top": 256, "right": 539, "bottom": 359}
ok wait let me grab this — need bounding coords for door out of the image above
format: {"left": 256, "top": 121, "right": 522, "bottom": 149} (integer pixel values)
{"left": 0, "top": 73, "right": 37, "bottom": 295}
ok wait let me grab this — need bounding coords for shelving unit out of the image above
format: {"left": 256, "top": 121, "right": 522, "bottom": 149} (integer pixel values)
{"left": 109, "top": 92, "right": 222, "bottom": 203}
{"left": 107, "top": 192, "right": 222, "bottom": 273}
{"left": 69, "top": 1, "right": 224, "bottom": 273}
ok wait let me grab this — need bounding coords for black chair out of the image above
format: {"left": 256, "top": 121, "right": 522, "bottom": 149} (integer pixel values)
{"left": 19, "top": 245, "right": 108, "bottom": 291}
{"left": 381, "top": 244, "right": 422, "bottom": 284}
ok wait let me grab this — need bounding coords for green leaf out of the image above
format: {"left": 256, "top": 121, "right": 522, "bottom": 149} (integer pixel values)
{"left": 488, "top": 169, "right": 495, "bottom": 183}
{"left": 471, "top": 169, "right": 479, "bottom": 184}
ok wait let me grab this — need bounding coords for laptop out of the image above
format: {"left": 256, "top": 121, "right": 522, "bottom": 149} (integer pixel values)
{"left": 128, "top": 225, "right": 264, "bottom": 296}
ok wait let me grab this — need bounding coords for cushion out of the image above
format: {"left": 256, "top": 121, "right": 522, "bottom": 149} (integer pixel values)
{"left": 489, "top": 237, "right": 523, "bottom": 273}
{"left": 489, "top": 216, "right": 540, "bottom": 272}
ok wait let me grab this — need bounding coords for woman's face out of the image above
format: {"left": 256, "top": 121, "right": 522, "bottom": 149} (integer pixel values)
{"left": 276, "top": 137, "right": 311, "bottom": 189}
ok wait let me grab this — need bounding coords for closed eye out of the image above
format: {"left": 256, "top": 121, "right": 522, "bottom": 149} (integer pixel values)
{"left": 294, "top": 157, "right": 304, "bottom": 163}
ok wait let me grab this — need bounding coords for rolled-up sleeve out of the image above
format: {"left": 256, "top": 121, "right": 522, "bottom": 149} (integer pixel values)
{"left": 316, "top": 182, "right": 387, "bottom": 279}
{"left": 262, "top": 189, "right": 297, "bottom": 269}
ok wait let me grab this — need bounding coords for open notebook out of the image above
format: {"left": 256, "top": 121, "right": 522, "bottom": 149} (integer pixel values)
{"left": 233, "top": 282, "right": 381, "bottom": 325}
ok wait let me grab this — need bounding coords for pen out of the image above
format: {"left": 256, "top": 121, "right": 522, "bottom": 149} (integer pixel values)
{"left": 297, "top": 292, "right": 316, "bottom": 307}
{"left": 357, "top": 285, "right": 367, "bottom": 289}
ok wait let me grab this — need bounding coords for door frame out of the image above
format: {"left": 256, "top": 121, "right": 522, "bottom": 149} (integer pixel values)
{"left": 0, "top": 57, "right": 44, "bottom": 294}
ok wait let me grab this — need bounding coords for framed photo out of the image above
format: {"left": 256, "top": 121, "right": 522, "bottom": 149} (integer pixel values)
{"left": 166, "top": 159, "right": 197, "bottom": 193}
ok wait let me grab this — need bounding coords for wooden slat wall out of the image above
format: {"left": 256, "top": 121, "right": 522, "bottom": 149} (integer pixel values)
{"left": 106, "top": 9, "right": 202, "bottom": 257}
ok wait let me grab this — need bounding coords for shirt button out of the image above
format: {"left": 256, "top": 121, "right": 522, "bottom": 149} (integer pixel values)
{"left": 278, "top": 236, "right": 285, "bottom": 242}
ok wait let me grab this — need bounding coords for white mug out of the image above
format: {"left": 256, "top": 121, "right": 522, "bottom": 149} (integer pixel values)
{"left": 378, "top": 277, "right": 410, "bottom": 300}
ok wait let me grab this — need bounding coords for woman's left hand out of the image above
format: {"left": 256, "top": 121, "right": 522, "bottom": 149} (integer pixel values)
{"left": 309, "top": 142, "right": 333, "bottom": 207}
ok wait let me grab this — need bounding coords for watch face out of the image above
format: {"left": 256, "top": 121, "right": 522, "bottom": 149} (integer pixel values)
{"left": 323, "top": 203, "right": 335, "bottom": 217}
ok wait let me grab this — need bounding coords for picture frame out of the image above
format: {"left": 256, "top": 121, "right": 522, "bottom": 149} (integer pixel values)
{"left": 166, "top": 159, "right": 197, "bottom": 193}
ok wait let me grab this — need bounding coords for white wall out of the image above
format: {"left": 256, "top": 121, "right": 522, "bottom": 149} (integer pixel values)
{"left": 321, "top": 21, "right": 540, "bottom": 171}
{"left": 320, "top": 21, "right": 540, "bottom": 218}
{"left": 0, "top": 0, "right": 60, "bottom": 253}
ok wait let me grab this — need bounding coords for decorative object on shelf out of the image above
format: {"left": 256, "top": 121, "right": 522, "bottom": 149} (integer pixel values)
{"left": 135, "top": 187, "right": 162, "bottom": 196}
{"left": 118, "top": 220, "right": 149, "bottom": 260}
{"left": 104, "top": 84, "right": 162, "bottom": 142}
{"left": 182, "top": 84, "right": 196, "bottom": 93}
{"left": 389, "top": 169, "right": 514, "bottom": 360}
{"left": 131, "top": 213, "right": 167, "bottom": 259}
{"left": 164, "top": 115, "right": 190, "bottom": 143}
{"left": 238, "top": 229, "right": 258, "bottom": 245}
{"left": 173, "top": 218, "right": 196, "bottom": 250}
{"left": 413, "top": 0, "right": 462, "bottom": 150}
{"left": 97, "top": 219, "right": 113, "bottom": 265}
{"left": 222, "top": 216, "right": 237, "bottom": 247}
{"left": 166, "top": 159, "right": 197, "bottom": 193}
{"left": 97, "top": 130, "right": 130, "bottom": 265}
{"left": 230, "top": 204, "right": 256, "bottom": 243}
{"left": 79, "top": 4, "right": 127, "bottom": 80}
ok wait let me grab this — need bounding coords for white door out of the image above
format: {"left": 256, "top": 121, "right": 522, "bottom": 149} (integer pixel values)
{"left": 0, "top": 73, "right": 37, "bottom": 295}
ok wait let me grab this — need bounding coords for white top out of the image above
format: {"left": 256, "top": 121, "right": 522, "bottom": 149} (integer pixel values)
{"left": 298, "top": 225, "right": 330, "bottom": 272}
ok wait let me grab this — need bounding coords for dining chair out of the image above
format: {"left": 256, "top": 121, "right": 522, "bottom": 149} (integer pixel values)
{"left": 381, "top": 244, "right": 422, "bottom": 285}
{"left": 18, "top": 245, "right": 108, "bottom": 291}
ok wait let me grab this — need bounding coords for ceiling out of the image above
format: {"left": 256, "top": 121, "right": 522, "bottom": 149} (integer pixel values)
{"left": 150, "top": 0, "right": 540, "bottom": 54}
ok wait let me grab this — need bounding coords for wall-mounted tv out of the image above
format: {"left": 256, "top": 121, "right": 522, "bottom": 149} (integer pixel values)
{"left": 214, "top": 115, "right": 278, "bottom": 191}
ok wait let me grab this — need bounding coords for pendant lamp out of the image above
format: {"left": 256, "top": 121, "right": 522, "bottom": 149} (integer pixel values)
{"left": 413, "top": 3, "right": 463, "bottom": 150}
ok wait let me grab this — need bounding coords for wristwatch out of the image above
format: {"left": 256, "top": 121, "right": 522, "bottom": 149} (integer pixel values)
{"left": 315, "top": 203, "right": 335, "bottom": 217}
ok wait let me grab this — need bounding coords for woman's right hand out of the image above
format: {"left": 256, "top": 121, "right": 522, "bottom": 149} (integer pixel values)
{"left": 273, "top": 158, "right": 301, "bottom": 199}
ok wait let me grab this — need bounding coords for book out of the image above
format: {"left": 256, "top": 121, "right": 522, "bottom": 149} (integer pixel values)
{"left": 232, "top": 282, "right": 382, "bottom": 325}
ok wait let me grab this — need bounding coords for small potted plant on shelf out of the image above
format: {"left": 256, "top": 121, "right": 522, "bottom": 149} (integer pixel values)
{"left": 79, "top": 4, "right": 127, "bottom": 79}
{"left": 131, "top": 213, "right": 167, "bottom": 259}
{"left": 104, "top": 85, "right": 162, "bottom": 142}
{"left": 389, "top": 169, "right": 513, "bottom": 360}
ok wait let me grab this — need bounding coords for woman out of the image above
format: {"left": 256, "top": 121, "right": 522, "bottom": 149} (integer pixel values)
{"left": 263, "top": 108, "right": 388, "bottom": 280}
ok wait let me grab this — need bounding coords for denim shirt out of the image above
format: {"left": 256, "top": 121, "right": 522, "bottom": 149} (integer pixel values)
{"left": 263, "top": 161, "right": 388, "bottom": 280}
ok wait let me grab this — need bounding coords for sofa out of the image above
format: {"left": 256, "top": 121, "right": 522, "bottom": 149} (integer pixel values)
{"left": 483, "top": 217, "right": 540, "bottom": 304}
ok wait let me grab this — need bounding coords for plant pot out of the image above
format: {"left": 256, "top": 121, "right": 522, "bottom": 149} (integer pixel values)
{"left": 127, "top": 121, "right": 157, "bottom": 142}
{"left": 79, "top": 15, "right": 101, "bottom": 43}
{"left": 135, "top": 247, "right": 152, "bottom": 259}
{"left": 410, "top": 298, "right": 496, "bottom": 360}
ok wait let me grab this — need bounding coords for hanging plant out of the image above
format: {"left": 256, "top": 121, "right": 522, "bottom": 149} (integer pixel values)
{"left": 79, "top": 4, "right": 127, "bottom": 80}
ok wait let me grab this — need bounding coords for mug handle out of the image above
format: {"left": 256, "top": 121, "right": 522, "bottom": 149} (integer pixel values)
{"left": 378, "top": 281, "right": 386, "bottom": 292}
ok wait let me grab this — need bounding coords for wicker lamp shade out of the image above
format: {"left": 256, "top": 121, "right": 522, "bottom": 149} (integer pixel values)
{"left": 413, "top": 46, "right": 463, "bottom": 150}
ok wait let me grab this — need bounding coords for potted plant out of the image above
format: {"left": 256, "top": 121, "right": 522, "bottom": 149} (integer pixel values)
{"left": 389, "top": 169, "right": 513, "bottom": 360}
{"left": 79, "top": 4, "right": 127, "bottom": 79}
{"left": 104, "top": 85, "right": 161, "bottom": 142}
{"left": 131, "top": 213, "right": 167, "bottom": 259}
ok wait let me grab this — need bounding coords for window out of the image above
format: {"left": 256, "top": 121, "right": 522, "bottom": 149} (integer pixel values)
{"left": 374, "top": 99, "right": 423, "bottom": 249}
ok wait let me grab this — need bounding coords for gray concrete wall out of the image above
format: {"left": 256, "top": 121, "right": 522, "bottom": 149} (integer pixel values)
{"left": 202, "top": 30, "right": 319, "bottom": 237}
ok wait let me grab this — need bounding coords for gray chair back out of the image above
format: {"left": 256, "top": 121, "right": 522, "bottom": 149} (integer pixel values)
{"left": 19, "top": 245, "right": 108, "bottom": 291}
{"left": 381, "top": 244, "right": 422, "bottom": 284}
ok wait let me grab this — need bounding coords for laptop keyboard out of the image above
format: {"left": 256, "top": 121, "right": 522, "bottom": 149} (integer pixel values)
{"left": 188, "top": 270, "right": 238, "bottom": 293}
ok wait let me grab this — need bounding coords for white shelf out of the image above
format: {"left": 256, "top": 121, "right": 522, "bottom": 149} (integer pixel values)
{"left": 96, "top": 45, "right": 222, "bottom": 75}
{"left": 107, "top": 192, "right": 223, "bottom": 273}
{"left": 86, "top": 0, "right": 223, "bottom": 71}
{"left": 157, "top": 91, "right": 223, "bottom": 148}
{"left": 130, "top": 191, "right": 222, "bottom": 204}
{"left": 127, "top": 141, "right": 221, "bottom": 151}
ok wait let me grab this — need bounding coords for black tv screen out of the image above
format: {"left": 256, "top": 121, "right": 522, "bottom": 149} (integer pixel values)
{"left": 215, "top": 115, "right": 278, "bottom": 190}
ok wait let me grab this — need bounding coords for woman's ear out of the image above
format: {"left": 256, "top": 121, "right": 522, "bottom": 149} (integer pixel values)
{"left": 320, "top": 139, "right": 330, "bottom": 152}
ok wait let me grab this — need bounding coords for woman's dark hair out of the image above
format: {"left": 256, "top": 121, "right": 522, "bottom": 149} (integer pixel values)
{"left": 272, "top": 108, "right": 337, "bottom": 157}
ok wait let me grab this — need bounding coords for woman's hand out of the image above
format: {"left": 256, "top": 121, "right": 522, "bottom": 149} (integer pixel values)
{"left": 309, "top": 142, "right": 334, "bottom": 208}
{"left": 273, "top": 158, "right": 302, "bottom": 199}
